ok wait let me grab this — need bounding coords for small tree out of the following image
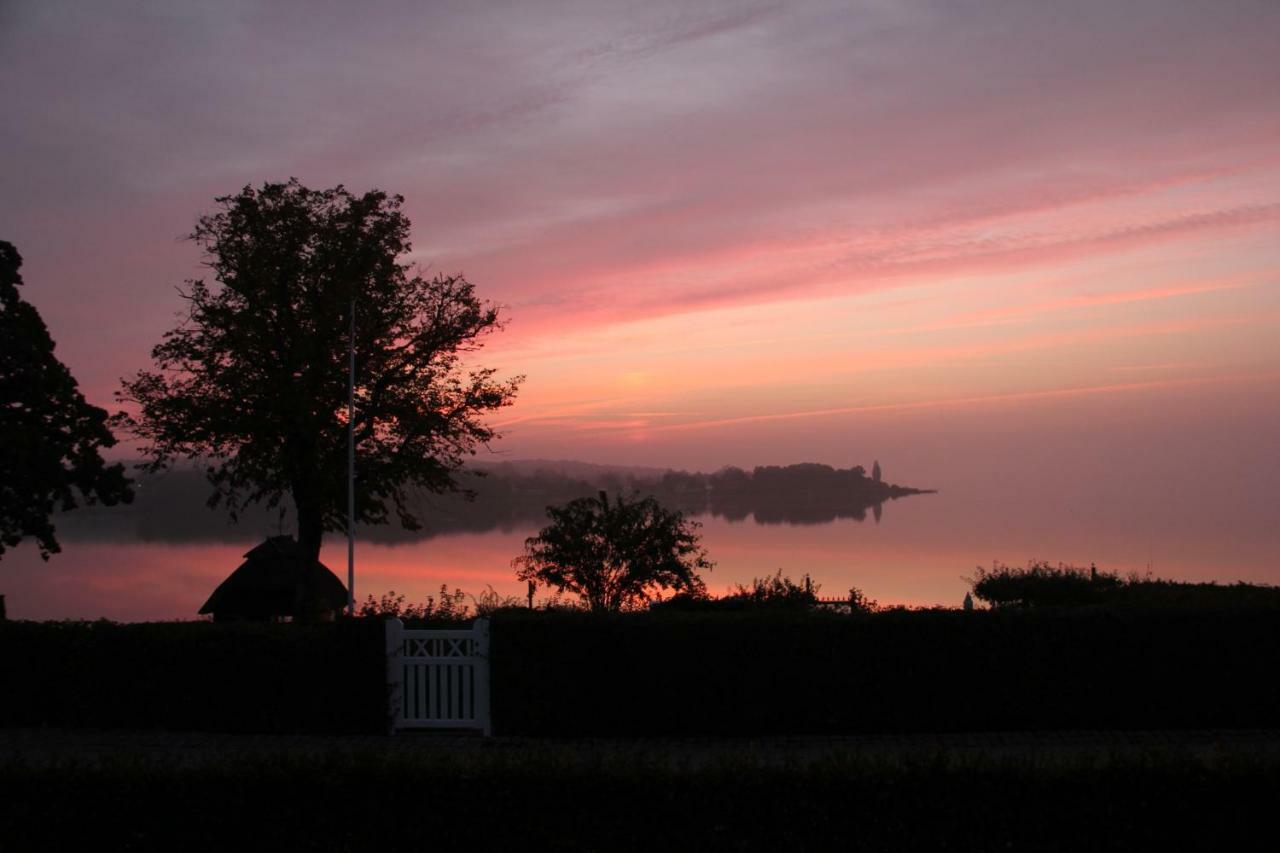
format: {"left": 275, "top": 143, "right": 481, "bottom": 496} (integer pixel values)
{"left": 0, "top": 241, "right": 132, "bottom": 559}
{"left": 116, "top": 180, "right": 521, "bottom": 560}
{"left": 514, "top": 492, "right": 712, "bottom": 612}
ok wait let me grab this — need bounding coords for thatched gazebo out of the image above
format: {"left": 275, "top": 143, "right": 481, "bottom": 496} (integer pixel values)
{"left": 199, "top": 536, "right": 348, "bottom": 622}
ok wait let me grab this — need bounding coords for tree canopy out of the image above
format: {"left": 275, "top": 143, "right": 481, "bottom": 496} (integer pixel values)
{"left": 514, "top": 492, "right": 711, "bottom": 612}
{"left": 0, "top": 240, "right": 132, "bottom": 559}
{"left": 116, "top": 180, "right": 521, "bottom": 560}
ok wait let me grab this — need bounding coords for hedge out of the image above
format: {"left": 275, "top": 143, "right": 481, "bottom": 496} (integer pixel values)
{"left": 0, "top": 619, "right": 386, "bottom": 733}
{"left": 4, "top": 607, "right": 1279, "bottom": 735}
{"left": 488, "top": 608, "right": 1280, "bottom": 736}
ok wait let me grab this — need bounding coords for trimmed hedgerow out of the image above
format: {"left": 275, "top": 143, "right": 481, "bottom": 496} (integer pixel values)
{"left": 488, "top": 607, "right": 1280, "bottom": 736}
{"left": 3, "top": 606, "right": 1279, "bottom": 736}
{"left": 0, "top": 619, "right": 385, "bottom": 733}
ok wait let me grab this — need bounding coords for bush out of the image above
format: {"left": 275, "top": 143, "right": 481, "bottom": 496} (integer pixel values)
{"left": 652, "top": 570, "right": 819, "bottom": 612}
{"left": 358, "top": 586, "right": 472, "bottom": 623}
{"left": 0, "top": 619, "right": 385, "bottom": 733}
{"left": 489, "top": 607, "right": 1280, "bottom": 736}
{"left": 6, "top": 599, "right": 1280, "bottom": 737}
{"left": 968, "top": 561, "right": 1121, "bottom": 607}
{"left": 968, "top": 561, "right": 1280, "bottom": 610}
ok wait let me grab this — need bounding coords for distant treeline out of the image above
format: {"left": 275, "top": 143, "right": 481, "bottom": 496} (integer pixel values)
{"left": 54, "top": 461, "right": 931, "bottom": 544}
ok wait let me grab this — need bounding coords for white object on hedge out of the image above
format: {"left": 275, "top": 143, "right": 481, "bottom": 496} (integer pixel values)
{"left": 386, "top": 617, "right": 491, "bottom": 736}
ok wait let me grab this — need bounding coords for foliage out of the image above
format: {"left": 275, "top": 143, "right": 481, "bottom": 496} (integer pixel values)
{"left": 358, "top": 584, "right": 567, "bottom": 621}
{"left": 357, "top": 586, "right": 471, "bottom": 622}
{"left": 1107, "top": 578, "right": 1280, "bottom": 609}
{"left": 490, "top": 607, "right": 1280, "bottom": 736}
{"left": 654, "top": 573, "right": 883, "bottom": 613}
{"left": 0, "top": 240, "right": 133, "bottom": 559}
{"left": 650, "top": 576, "right": 814, "bottom": 612}
{"left": 5, "top": 747, "right": 1277, "bottom": 852}
{"left": 967, "top": 560, "right": 1122, "bottom": 608}
{"left": 471, "top": 584, "right": 524, "bottom": 616}
{"left": 964, "top": 561, "right": 1280, "bottom": 610}
{"left": 513, "top": 491, "right": 712, "bottom": 612}
{"left": 530, "top": 590, "right": 588, "bottom": 613}
{"left": 0, "top": 619, "right": 385, "bottom": 733}
{"left": 7, "top": 604, "right": 1280, "bottom": 739}
{"left": 847, "top": 585, "right": 879, "bottom": 614}
{"left": 728, "top": 569, "right": 820, "bottom": 607}
{"left": 115, "top": 180, "right": 521, "bottom": 560}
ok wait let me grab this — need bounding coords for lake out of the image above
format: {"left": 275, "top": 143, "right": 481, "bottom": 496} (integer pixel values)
{"left": 4, "top": 460, "right": 1276, "bottom": 621}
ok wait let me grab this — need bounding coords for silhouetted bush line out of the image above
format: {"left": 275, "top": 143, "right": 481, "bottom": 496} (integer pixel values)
{"left": 1, "top": 750, "right": 1275, "bottom": 851}
{"left": 4, "top": 608, "right": 1280, "bottom": 735}
{"left": 0, "top": 620, "right": 385, "bottom": 733}
{"left": 490, "top": 608, "right": 1280, "bottom": 736}
{"left": 968, "top": 561, "right": 1280, "bottom": 609}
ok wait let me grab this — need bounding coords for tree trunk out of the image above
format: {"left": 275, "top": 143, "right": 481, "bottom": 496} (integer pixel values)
{"left": 294, "top": 501, "right": 329, "bottom": 623}
{"left": 296, "top": 504, "right": 324, "bottom": 564}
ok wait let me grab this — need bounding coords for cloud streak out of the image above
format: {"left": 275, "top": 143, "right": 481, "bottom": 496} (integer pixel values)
{"left": 1, "top": 0, "right": 1278, "bottom": 466}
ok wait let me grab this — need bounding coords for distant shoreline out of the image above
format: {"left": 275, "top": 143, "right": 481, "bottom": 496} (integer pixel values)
{"left": 55, "top": 460, "right": 934, "bottom": 544}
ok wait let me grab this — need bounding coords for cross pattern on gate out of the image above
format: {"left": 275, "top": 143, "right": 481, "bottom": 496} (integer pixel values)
{"left": 404, "top": 636, "right": 476, "bottom": 658}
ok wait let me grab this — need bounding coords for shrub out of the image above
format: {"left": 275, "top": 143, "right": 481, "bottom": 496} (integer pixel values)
{"left": 967, "top": 561, "right": 1280, "bottom": 610}
{"left": 0, "top": 619, "right": 386, "bottom": 733}
{"left": 358, "top": 586, "right": 471, "bottom": 623}
{"left": 847, "top": 585, "right": 878, "bottom": 614}
{"left": 967, "top": 560, "right": 1121, "bottom": 607}
{"left": 489, "top": 607, "right": 1280, "bottom": 736}
{"left": 652, "top": 570, "right": 819, "bottom": 612}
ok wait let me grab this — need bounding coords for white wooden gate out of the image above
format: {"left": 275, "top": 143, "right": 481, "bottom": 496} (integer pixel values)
{"left": 385, "top": 618, "right": 491, "bottom": 736}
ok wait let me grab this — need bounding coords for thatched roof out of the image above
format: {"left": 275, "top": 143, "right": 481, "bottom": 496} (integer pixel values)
{"left": 198, "top": 536, "right": 348, "bottom": 619}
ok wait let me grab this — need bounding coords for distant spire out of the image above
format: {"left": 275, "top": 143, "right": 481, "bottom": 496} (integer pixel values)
{"left": 871, "top": 460, "right": 882, "bottom": 483}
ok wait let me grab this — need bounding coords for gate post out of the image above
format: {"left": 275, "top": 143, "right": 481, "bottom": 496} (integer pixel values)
{"left": 385, "top": 617, "right": 404, "bottom": 735}
{"left": 475, "top": 617, "right": 492, "bottom": 737}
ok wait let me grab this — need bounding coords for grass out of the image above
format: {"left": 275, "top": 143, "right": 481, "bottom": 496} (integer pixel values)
{"left": 2, "top": 737, "right": 1277, "bottom": 851}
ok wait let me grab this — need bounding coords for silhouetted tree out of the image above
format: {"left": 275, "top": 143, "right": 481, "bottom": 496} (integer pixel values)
{"left": 116, "top": 180, "right": 521, "bottom": 560}
{"left": 514, "top": 492, "right": 711, "bottom": 612}
{"left": 871, "top": 460, "right": 881, "bottom": 482}
{"left": 0, "top": 241, "right": 132, "bottom": 559}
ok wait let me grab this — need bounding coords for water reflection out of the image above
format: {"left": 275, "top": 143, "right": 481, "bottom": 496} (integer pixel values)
{"left": 4, "top": 460, "right": 1277, "bottom": 622}
{"left": 49, "top": 464, "right": 927, "bottom": 543}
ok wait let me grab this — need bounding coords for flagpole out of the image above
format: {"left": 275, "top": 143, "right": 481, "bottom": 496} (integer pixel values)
{"left": 347, "top": 296, "right": 356, "bottom": 617}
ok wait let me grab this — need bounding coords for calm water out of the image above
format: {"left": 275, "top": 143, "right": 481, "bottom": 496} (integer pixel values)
{"left": 4, "top": 467, "right": 1276, "bottom": 621}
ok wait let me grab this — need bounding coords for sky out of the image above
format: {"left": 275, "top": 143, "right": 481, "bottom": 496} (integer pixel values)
{"left": 3, "top": 0, "right": 1279, "bottom": 494}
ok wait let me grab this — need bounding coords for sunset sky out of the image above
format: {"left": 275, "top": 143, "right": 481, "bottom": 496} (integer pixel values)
{"left": 3, "top": 0, "right": 1278, "bottom": 491}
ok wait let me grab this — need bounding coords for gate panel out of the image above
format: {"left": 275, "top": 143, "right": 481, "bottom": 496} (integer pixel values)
{"left": 386, "top": 618, "right": 491, "bottom": 735}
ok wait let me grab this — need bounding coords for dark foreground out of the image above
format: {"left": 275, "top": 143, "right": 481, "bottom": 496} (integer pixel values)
{"left": 3, "top": 729, "right": 1279, "bottom": 851}
{"left": 9, "top": 608, "right": 1280, "bottom": 736}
